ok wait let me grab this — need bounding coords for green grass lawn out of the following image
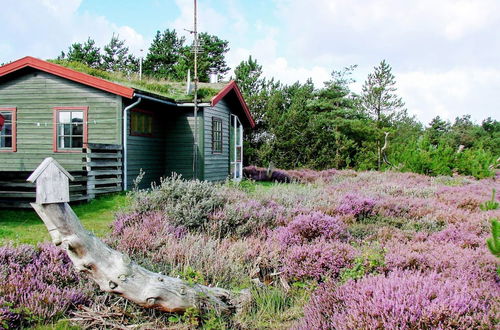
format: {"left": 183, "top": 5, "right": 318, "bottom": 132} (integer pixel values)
{"left": 0, "top": 181, "right": 277, "bottom": 246}
{"left": 0, "top": 193, "right": 128, "bottom": 246}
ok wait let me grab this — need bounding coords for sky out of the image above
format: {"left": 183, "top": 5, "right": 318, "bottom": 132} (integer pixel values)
{"left": 1, "top": 0, "right": 499, "bottom": 125}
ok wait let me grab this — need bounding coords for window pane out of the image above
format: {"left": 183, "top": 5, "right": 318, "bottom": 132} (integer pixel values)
{"left": 62, "top": 123, "right": 71, "bottom": 135}
{"left": 65, "top": 137, "right": 73, "bottom": 148}
{"left": 58, "top": 136, "right": 66, "bottom": 148}
{"left": 72, "top": 112, "right": 83, "bottom": 121}
{"left": 138, "top": 114, "right": 144, "bottom": 133}
{"left": 3, "top": 136, "right": 12, "bottom": 148}
{"left": 58, "top": 112, "right": 71, "bottom": 123}
{"left": 0, "top": 112, "right": 11, "bottom": 122}
{"left": 3, "top": 123, "right": 12, "bottom": 135}
{"left": 72, "top": 123, "right": 83, "bottom": 135}
{"left": 147, "top": 116, "right": 152, "bottom": 134}
{"left": 72, "top": 137, "right": 83, "bottom": 148}
{"left": 236, "top": 146, "right": 242, "bottom": 162}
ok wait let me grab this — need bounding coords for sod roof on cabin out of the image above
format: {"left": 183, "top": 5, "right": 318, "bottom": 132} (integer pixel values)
{"left": 48, "top": 60, "right": 227, "bottom": 103}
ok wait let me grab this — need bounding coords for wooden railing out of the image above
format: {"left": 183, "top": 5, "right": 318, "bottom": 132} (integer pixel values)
{"left": 0, "top": 143, "right": 123, "bottom": 208}
{"left": 85, "top": 143, "right": 123, "bottom": 199}
{"left": 0, "top": 171, "right": 88, "bottom": 208}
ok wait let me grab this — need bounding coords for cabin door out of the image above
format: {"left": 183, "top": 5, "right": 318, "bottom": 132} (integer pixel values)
{"left": 230, "top": 114, "right": 243, "bottom": 181}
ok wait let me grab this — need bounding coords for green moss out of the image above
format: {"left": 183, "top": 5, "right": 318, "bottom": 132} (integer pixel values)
{"left": 48, "top": 60, "right": 222, "bottom": 102}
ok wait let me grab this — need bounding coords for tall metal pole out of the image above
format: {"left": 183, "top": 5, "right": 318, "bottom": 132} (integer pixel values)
{"left": 192, "top": 0, "right": 198, "bottom": 179}
{"left": 139, "top": 49, "right": 143, "bottom": 80}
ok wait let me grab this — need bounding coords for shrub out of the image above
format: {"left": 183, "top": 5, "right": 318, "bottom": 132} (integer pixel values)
{"left": 111, "top": 212, "right": 187, "bottom": 256}
{"left": 437, "top": 182, "right": 497, "bottom": 211}
{"left": 297, "top": 270, "right": 498, "bottom": 330}
{"left": 282, "top": 241, "right": 356, "bottom": 281}
{"left": 384, "top": 240, "right": 498, "bottom": 282}
{"left": 276, "top": 212, "right": 347, "bottom": 246}
{"left": 111, "top": 209, "right": 282, "bottom": 287}
{"left": 338, "top": 245, "right": 385, "bottom": 283}
{"left": 209, "top": 199, "right": 285, "bottom": 237}
{"left": 243, "top": 166, "right": 291, "bottom": 183}
{"left": 0, "top": 244, "right": 91, "bottom": 328}
{"left": 336, "top": 194, "right": 377, "bottom": 220}
{"left": 129, "top": 174, "right": 225, "bottom": 230}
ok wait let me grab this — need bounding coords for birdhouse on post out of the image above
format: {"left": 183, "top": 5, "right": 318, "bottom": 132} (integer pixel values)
{"left": 27, "top": 157, "right": 74, "bottom": 204}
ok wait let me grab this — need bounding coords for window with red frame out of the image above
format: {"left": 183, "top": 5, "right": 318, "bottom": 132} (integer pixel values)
{"left": 55, "top": 110, "right": 85, "bottom": 150}
{"left": 0, "top": 109, "right": 16, "bottom": 151}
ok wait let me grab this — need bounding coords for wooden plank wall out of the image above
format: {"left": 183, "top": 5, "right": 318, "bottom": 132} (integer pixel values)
{"left": 0, "top": 70, "right": 122, "bottom": 172}
{"left": 125, "top": 105, "right": 167, "bottom": 190}
{"left": 203, "top": 100, "right": 231, "bottom": 182}
{"left": 0, "top": 171, "right": 88, "bottom": 208}
{"left": 163, "top": 109, "right": 204, "bottom": 182}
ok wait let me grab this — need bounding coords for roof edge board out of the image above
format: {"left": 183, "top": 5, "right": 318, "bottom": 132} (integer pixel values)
{"left": 0, "top": 56, "right": 134, "bottom": 99}
{"left": 211, "top": 80, "right": 255, "bottom": 128}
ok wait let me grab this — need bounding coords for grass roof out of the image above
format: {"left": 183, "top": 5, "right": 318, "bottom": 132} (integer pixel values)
{"left": 48, "top": 60, "right": 226, "bottom": 102}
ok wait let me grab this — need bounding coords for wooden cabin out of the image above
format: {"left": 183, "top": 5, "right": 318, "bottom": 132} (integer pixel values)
{"left": 0, "top": 56, "right": 255, "bottom": 207}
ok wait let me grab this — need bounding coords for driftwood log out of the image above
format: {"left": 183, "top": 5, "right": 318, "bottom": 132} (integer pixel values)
{"left": 29, "top": 158, "right": 238, "bottom": 313}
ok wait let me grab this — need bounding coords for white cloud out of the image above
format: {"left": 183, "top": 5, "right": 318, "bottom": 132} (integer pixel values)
{"left": 397, "top": 68, "right": 500, "bottom": 124}
{"left": 0, "top": 0, "right": 148, "bottom": 63}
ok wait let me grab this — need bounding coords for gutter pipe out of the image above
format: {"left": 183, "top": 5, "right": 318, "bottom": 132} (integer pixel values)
{"left": 134, "top": 93, "right": 178, "bottom": 107}
{"left": 122, "top": 92, "right": 204, "bottom": 190}
{"left": 122, "top": 96, "right": 142, "bottom": 190}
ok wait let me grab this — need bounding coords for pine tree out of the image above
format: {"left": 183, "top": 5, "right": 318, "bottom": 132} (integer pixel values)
{"left": 361, "top": 60, "right": 405, "bottom": 124}
{"left": 234, "top": 55, "right": 264, "bottom": 97}
{"left": 176, "top": 32, "right": 230, "bottom": 82}
{"left": 361, "top": 60, "right": 405, "bottom": 169}
{"left": 101, "top": 34, "right": 137, "bottom": 73}
{"left": 143, "top": 29, "right": 185, "bottom": 80}
{"left": 59, "top": 37, "right": 101, "bottom": 68}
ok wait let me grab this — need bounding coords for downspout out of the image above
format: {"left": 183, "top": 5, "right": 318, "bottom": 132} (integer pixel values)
{"left": 123, "top": 96, "right": 142, "bottom": 190}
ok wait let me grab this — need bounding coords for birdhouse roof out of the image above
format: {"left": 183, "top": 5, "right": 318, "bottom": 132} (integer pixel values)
{"left": 27, "top": 157, "right": 75, "bottom": 183}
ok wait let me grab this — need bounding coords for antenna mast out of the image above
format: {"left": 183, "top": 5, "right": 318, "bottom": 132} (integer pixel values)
{"left": 192, "top": 0, "right": 199, "bottom": 179}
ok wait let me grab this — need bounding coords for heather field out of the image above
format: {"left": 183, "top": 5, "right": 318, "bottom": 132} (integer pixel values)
{"left": 1, "top": 169, "right": 499, "bottom": 329}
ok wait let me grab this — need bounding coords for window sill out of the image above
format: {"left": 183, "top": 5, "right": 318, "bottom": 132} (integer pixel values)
{"left": 54, "top": 149, "right": 83, "bottom": 153}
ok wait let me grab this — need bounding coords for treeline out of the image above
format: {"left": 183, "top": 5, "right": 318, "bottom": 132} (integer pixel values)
{"left": 235, "top": 57, "right": 499, "bottom": 178}
{"left": 57, "top": 30, "right": 229, "bottom": 82}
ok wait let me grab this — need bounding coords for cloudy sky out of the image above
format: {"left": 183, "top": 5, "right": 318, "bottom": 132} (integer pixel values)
{"left": 1, "top": 0, "right": 499, "bottom": 125}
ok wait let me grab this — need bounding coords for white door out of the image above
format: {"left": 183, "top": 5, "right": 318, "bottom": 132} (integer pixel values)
{"left": 230, "top": 114, "right": 243, "bottom": 181}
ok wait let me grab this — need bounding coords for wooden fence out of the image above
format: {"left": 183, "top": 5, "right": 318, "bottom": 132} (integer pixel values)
{"left": 85, "top": 143, "right": 123, "bottom": 199}
{"left": 0, "top": 143, "right": 123, "bottom": 208}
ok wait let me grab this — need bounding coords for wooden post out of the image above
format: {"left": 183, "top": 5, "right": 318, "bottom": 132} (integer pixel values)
{"left": 85, "top": 145, "right": 96, "bottom": 200}
{"left": 28, "top": 157, "right": 240, "bottom": 313}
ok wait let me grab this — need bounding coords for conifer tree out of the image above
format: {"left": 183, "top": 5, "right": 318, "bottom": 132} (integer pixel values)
{"left": 58, "top": 37, "right": 101, "bottom": 68}
{"left": 361, "top": 60, "right": 405, "bottom": 124}
{"left": 101, "top": 34, "right": 137, "bottom": 73}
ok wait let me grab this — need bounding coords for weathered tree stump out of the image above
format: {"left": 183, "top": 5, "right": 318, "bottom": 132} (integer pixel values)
{"left": 29, "top": 158, "right": 238, "bottom": 313}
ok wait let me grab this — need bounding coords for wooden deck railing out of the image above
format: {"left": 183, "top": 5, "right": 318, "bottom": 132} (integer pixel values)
{"left": 0, "top": 143, "right": 123, "bottom": 208}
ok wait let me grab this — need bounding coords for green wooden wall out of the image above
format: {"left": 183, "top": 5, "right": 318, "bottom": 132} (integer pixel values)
{"left": 125, "top": 104, "right": 167, "bottom": 190}
{"left": 203, "top": 100, "right": 231, "bottom": 182}
{"left": 164, "top": 109, "right": 204, "bottom": 182}
{"left": 0, "top": 71, "right": 122, "bottom": 172}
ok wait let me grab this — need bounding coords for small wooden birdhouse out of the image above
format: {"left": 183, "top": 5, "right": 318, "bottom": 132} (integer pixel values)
{"left": 27, "top": 157, "right": 74, "bottom": 204}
